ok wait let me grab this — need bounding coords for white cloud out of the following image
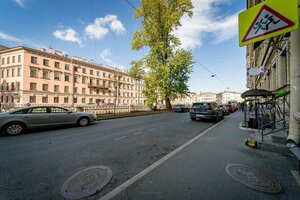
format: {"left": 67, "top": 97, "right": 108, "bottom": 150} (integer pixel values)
{"left": 0, "top": 32, "right": 23, "bottom": 43}
{"left": 15, "top": 0, "right": 26, "bottom": 7}
{"left": 53, "top": 27, "right": 83, "bottom": 47}
{"left": 100, "top": 49, "right": 113, "bottom": 63}
{"left": 174, "top": 0, "right": 239, "bottom": 49}
{"left": 85, "top": 15, "right": 126, "bottom": 40}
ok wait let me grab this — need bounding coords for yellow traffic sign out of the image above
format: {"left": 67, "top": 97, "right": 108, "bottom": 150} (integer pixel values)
{"left": 238, "top": 0, "right": 299, "bottom": 46}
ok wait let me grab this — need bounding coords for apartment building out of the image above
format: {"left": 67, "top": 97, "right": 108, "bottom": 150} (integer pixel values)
{"left": 216, "top": 91, "right": 243, "bottom": 105}
{"left": 0, "top": 46, "right": 146, "bottom": 107}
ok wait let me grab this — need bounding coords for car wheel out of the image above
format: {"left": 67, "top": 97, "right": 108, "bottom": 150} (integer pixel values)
{"left": 4, "top": 122, "right": 25, "bottom": 135}
{"left": 77, "top": 117, "right": 90, "bottom": 127}
{"left": 191, "top": 117, "right": 196, "bottom": 121}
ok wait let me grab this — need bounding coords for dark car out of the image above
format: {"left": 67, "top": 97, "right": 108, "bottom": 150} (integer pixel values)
{"left": 174, "top": 104, "right": 189, "bottom": 112}
{"left": 0, "top": 106, "right": 97, "bottom": 135}
{"left": 190, "top": 102, "right": 224, "bottom": 122}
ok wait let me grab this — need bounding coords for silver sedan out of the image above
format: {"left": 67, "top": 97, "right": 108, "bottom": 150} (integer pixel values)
{"left": 0, "top": 106, "right": 97, "bottom": 135}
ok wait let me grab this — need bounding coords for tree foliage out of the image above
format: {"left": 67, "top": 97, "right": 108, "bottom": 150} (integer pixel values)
{"left": 129, "top": 0, "right": 194, "bottom": 110}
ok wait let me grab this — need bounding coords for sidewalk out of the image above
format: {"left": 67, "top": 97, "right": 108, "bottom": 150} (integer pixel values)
{"left": 105, "top": 112, "right": 300, "bottom": 200}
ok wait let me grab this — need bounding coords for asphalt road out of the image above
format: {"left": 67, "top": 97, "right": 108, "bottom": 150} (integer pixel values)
{"left": 0, "top": 112, "right": 216, "bottom": 200}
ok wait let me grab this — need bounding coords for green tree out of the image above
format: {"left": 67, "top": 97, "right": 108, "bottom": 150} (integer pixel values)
{"left": 129, "top": 0, "right": 194, "bottom": 110}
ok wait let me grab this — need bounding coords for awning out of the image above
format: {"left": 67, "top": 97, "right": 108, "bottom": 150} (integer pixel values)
{"left": 241, "top": 89, "right": 272, "bottom": 98}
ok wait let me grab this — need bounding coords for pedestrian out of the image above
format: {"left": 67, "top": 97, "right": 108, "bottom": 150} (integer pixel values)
{"left": 240, "top": 102, "right": 245, "bottom": 112}
{"left": 249, "top": 101, "right": 253, "bottom": 113}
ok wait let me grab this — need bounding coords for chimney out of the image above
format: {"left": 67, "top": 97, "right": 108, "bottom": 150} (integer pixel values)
{"left": 48, "top": 47, "right": 53, "bottom": 53}
{"left": 54, "top": 50, "right": 63, "bottom": 56}
{"left": 39, "top": 48, "right": 46, "bottom": 52}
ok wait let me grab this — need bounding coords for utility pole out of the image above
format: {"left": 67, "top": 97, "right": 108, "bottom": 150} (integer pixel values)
{"left": 287, "top": 3, "right": 300, "bottom": 147}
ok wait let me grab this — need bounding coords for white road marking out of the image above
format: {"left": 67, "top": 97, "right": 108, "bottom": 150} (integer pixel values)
{"left": 114, "top": 136, "right": 127, "bottom": 141}
{"left": 99, "top": 113, "right": 236, "bottom": 200}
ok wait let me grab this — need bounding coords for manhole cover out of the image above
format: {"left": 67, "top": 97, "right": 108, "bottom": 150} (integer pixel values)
{"left": 61, "top": 166, "right": 112, "bottom": 199}
{"left": 225, "top": 164, "right": 282, "bottom": 194}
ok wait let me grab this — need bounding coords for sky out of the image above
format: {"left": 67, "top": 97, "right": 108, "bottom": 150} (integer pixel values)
{"left": 0, "top": 0, "right": 247, "bottom": 93}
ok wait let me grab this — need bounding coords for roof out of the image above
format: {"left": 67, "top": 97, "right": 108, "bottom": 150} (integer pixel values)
{"left": 241, "top": 89, "right": 272, "bottom": 98}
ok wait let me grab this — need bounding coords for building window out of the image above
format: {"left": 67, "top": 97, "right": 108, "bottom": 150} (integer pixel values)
{"left": 16, "top": 82, "right": 20, "bottom": 90}
{"left": 30, "top": 68, "right": 38, "bottom": 78}
{"left": 43, "top": 70, "right": 50, "bottom": 79}
{"left": 11, "top": 82, "right": 15, "bottom": 90}
{"left": 89, "top": 89, "right": 93, "bottom": 94}
{"left": 97, "top": 71, "right": 100, "bottom": 76}
{"left": 65, "top": 64, "right": 70, "bottom": 70}
{"left": 90, "top": 69, "right": 94, "bottom": 75}
{"left": 74, "top": 75, "right": 79, "bottom": 83}
{"left": 73, "top": 98, "right": 77, "bottom": 103}
{"left": 82, "top": 68, "right": 86, "bottom": 74}
{"left": 1, "top": 70, "right": 4, "bottom": 77}
{"left": 96, "top": 79, "right": 100, "bottom": 85}
{"left": 1, "top": 58, "right": 4, "bottom": 65}
{"left": 31, "top": 56, "right": 37, "bottom": 64}
{"left": 64, "top": 86, "right": 69, "bottom": 93}
{"left": 89, "top": 98, "right": 93, "bottom": 103}
{"left": 64, "top": 97, "right": 69, "bottom": 103}
{"left": 11, "top": 69, "right": 15, "bottom": 77}
{"left": 12, "top": 56, "right": 15, "bottom": 63}
{"left": 42, "top": 96, "right": 48, "bottom": 103}
{"left": 18, "top": 55, "right": 21, "bottom": 62}
{"left": 7, "top": 57, "right": 10, "bottom": 64}
{"left": 6, "top": 69, "right": 9, "bottom": 77}
{"left": 30, "top": 82, "right": 36, "bottom": 91}
{"left": 90, "top": 78, "right": 93, "bottom": 84}
{"left": 17, "top": 68, "right": 21, "bottom": 76}
{"left": 43, "top": 59, "right": 49, "bottom": 66}
{"left": 54, "top": 71, "right": 61, "bottom": 80}
{"left": 64, "top": 74, "right": 70, "bottom": 82}
{"left": 103, "top": 73, "right": 106, "bottom": 77}
{"left": 54, "top": 97, "right": 59, "bottom": 103}
{"left": 82, "top": 77, "right": 86, "bottom": 84}
{"left": 54, "top": 85, "right": 59, "bottom": 92}
{"left": 54, "top": 61, "right": 60, "bottom": 68}
{"left": 43, "top": 84, "right": 48, "bottom": 92}
{"left": 29, "top": 96, "right": 36, "bottom": 103}
{"left": 74, "top": 66, "right": 78, "bottom": 72}
{"left": 82, "top": 88, "right": 86, "bottom": 94}
{"left": 74, "top": 87, "right": 78, "bottom": 93}
{"left": 82, "top": 98, "right": 86, "bottom": 103}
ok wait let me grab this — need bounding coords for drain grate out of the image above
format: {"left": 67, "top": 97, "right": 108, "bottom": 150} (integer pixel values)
{"left": 225, "top": 164, "right": 282, "bottom": 194}
{"left": 61, "top": 166, "right": 112, "bottom": 199}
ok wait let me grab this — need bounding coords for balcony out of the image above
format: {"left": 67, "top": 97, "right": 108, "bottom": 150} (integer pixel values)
{"left": 88, "top": 83, "right": 109, "bottom": 90}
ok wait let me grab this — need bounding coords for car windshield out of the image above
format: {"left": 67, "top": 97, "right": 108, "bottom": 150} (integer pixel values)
{"left": 192, "top": 103, "right": 211, "bottom": 110}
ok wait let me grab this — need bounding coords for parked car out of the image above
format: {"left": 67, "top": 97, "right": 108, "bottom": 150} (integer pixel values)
{"left": 174, "top": 104, "right": 189, "bottom": 112}
{"left": 190, "top": 102, "right": 224, "bottom": 122}
{"left": 226, "top": 104, "right": 235, "bottom": 113}
{"left": 0, "top": 106, "right": 97, "bottom": 135}
{"left": 219, "top": 104, "right": 228, "bottom": 115}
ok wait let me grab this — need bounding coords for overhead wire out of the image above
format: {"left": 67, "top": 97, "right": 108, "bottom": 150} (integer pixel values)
{"left": 122, "top": 0, "right": 231, "bottom": 90}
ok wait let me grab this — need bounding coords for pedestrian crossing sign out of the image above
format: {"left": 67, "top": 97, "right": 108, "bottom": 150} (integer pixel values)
{"left": 238, "top": 0, "right": 299, "bottom": 47}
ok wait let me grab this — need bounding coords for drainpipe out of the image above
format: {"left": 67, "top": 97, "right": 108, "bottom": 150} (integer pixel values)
{"left": 287, "top": 3, "right": 300, "bottom": 147}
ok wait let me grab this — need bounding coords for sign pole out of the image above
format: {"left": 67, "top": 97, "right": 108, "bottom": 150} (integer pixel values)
{"left": 287, "top": 2, "right": 300, "bottom": 147}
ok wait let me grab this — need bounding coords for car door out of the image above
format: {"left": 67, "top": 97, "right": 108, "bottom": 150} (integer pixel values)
{"left": 48, "top": 107, "right": 76, "bottom": 125}
{"left": 24, "top": 107, "right": 51, "bottom": 127}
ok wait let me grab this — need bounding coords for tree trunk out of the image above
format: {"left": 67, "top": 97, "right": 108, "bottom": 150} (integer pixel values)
{"left": 165, "top": 97, "right": 172, "bottom": 111}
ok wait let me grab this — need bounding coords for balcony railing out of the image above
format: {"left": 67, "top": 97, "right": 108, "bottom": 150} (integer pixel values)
{"left": 88, "top": 83, "right": 109, "bottom": 90}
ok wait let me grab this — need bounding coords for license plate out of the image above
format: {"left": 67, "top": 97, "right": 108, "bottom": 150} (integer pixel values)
{"left": 196, "top": 114, "right": 204, "bottom": 117}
